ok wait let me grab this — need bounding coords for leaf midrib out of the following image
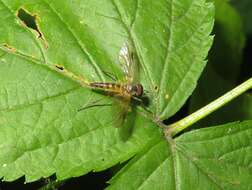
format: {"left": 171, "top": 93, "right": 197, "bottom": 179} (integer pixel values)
{"left": 41, "top": 0, "right": 106, "bottom": 81}
{"left": 177, "top": 125, "right": 251, "bottom": 144}
{"left": 175, "top": 144, "right": 226, "bottom": 190}
{"left": 111, "top": 0, "right": 156, "bottom": 89}
{"left": 158, "top": 0, "right": 174, "bottom": 116}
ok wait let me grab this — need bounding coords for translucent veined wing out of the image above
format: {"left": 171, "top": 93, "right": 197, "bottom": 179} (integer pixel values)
{"left": 117, "top": 43, "right": 140, "bottom": 139}
{"left": 118, "top": 104, "right": 137, "bottom": 141}
{"left": 78, "top": 94, "right": 134, "bottom": 141}
{"left": 111, "top": 96, "right": 137, "bottom": 140}
{"left": 111, "top": 95, "right": 131, "bottom": 127}
{"left": 119, "top": 43, "right": 139, "bottom": 84}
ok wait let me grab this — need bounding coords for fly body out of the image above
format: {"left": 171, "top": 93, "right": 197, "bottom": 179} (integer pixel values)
{"left": 89, "top": 82, "right": 143, "bottom": 98}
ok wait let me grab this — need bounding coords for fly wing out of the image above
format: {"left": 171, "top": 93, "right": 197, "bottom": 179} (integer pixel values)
{"left": 119, "top": 43, "right": 139, "bottom": 84}
{"left": 116, "top": 43, "right": 139, "bottom": 140}
{"left": 111, "top": 96, "right": 131, "bottom": 128}
{"left": 109, "top": 96, "right": 137, "bottom": 140}
{"left": 118, "top": 102, "right": 137, "bottom": 141}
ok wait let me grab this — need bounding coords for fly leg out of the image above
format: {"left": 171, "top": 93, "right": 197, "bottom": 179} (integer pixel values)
{"left": 102, "top": 70, "right": 118, "bottom": 81}
{"left": 132, "top": 96, "right": 153, "bottom": 115}
{"left": 78, "top": 98, "right": 112, "bottom": 112}
{"left": 132, "top": 96, "right": 142, "bottom": 103}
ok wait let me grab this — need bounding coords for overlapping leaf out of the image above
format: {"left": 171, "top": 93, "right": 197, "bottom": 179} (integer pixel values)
{"left": 189, "top": 0, "right": 247, "bottom": 126}
{"left": 0, "top": 0, "right": 214, "bottom": 183}
{"left": 108, "top": 121, "right": 252, "bottom": 190}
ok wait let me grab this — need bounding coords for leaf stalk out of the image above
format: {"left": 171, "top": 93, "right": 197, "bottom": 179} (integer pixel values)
{"left": 165, "top": 77, "right": 252, "bottom": 137}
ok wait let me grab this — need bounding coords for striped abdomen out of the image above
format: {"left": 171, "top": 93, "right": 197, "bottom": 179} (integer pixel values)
{"left": 89, "top": 82, "right": 124, "bottom": 94}
{"left": 89, "top": 82, "right": 143, "bottom": 97}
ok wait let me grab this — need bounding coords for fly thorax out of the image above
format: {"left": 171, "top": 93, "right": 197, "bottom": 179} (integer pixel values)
{"left": 125, "top": 84, "right": 132, "bottom": 94}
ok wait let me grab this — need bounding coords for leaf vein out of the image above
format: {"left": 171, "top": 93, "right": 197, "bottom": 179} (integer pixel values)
{"left": 41, "top": 0, "right": 104, "bottom": 80}
{"left": 111, "top": 0, "right": 155, "bottom": 88}
{"left": 157, "top": 0, "right": 174, "bottom": 114}
{"left": 178, "top": 126, "right": 251, "bottom": 144}
{"left": 11, "top": 124, "right": 115, "bottom": 172}
{"left": 170, "top": 143, "right": 181, "bottom": 190}
{"left": 130, "top": 0, "right": 139, "bottom": 29}
{"left": 218, "top": 145, "right": 252, "bottom": 161}
{"left": 178, "top": 148, "right": 226, "bottom": 190}
{"left": 160, "top": 9, "right": 212, "bottom": 118}
{"left": 138, "top": 155, "right": 171, "bottom": 189}
{"left": 0, "top": 86, "right": 80, "bottom": 112}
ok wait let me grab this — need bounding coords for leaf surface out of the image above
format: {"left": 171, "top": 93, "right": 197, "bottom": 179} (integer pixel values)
{"left": 108, "top": 121, "right": 252, "bottom": 190}
{"left": 0, "top": 0, "right": 214, "bottom": 182}
{"left": 189, "top": 0, "right": 248, "bottom": 127}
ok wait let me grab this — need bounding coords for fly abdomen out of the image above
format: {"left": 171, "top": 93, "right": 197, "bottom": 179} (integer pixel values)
{"left": 90, "top": 82, "right": 121, "bottom": 92}
{"left": 90, "top": 82, "right": 110, "bottom": 88}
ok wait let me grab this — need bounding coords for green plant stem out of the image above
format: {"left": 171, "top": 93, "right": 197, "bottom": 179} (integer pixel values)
{"left": 165, "top": 77, "right": 252, "bottom": 137}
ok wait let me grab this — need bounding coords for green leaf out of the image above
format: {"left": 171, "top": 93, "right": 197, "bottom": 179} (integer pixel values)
{"left": 108, "top": 120, "right": 252, "bottom": 190}
{"left": 0, "top": 0, "right": 214, "bottom": 183}
{"left": 151, "top": 0, "right": 214, "bottom": 120}
{"left": 189, "top": 0, "right": 246, "bottom": 126}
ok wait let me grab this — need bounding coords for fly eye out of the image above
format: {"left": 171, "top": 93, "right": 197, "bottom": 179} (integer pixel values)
{"left": 135, "top": 84, "right": 143, "bottom": 97}
{"left": 132, "top": 86, "right": 137, "bottom": 92}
